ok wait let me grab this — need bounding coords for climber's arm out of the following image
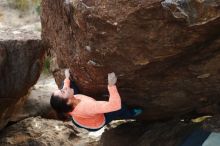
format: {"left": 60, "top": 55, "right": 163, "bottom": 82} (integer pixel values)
{"left": 63, "top": 69, "right": 70, "bottom": 88}
{"left": 82, "top": 85, "right": 121, "bottom": 114}
{"left": 83, "top": 72, "right": 121, "bottom": 113}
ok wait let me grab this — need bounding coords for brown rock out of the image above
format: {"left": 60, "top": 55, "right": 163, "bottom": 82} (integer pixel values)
{"left": 9, "top": 74, "right": 59, "bottom": 122}
{"left": 203, "top": 115, "right": 220, "bottom": 132}
{"left": 161, "top": 0, "right": 220, "bottom": 25}
{"left": 41, "top": 0, "right": 220, "bottom": 121}
{"left": 0, "top": 28, "right": 45, "bottom": 129}
{"left": 100, "top": 115, "right": 220, "bottom": 146}
{"left": 0, "top": 116, "right": 99, "bottom": 146}
{"left": 100, "top": 120, "right": 198, "bottom": 146}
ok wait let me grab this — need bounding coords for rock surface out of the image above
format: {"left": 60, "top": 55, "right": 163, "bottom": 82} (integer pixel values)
{"left": 0, "top": 116, "right": 99, "bottom": 146}
{"left": 100, "top": 120, "right": 204, "bottom": 146}
{"left": 100, "top": 115, "right": 220, "bottom": 146}
{"left": 9, "top": 74, "right": 58, "bottom": 122}
{"left": 41, "top": 0, "right": 220, "bottom": 121}
{"left": 0, "top": 27, "right": 45, "bottom": 129}
{"left": 161, "top": 0, "right": 220, "bottom": 26}
{"left": 203, "top": 115, "right": 220, "bottom": 132}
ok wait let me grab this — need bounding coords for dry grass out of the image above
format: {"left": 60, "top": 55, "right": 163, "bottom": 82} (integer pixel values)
{"left": 7, "top": 0, "right": 30, "bottom": 11}
{"left": 7, "top": 0, "right": 41, "bottom": 12}
{"left": 0, "top": 11, "right": 3, "bottom": 21}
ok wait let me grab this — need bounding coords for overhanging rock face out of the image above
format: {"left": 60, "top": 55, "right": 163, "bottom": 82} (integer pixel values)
{"left": 0, "top": 28, "right": 45, "bottom": 129}
{"left": 41, "top": 0, "right": 220, "bottom": 121}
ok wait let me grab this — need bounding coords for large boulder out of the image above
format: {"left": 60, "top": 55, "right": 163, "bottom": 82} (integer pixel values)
{"left": 0, "top": 116, "right": 99, "bottom": 146}
{"left": 41, "top": 0, "right": 220, "bottom": 121}
{"left": 100, "top": 115, "right": 220, "bottom": 146}
{"left": 0, "top": 27, "right": 45, "bottom": 129}
{"left": 100, "top": 120, "right": 198, "bottom": 146}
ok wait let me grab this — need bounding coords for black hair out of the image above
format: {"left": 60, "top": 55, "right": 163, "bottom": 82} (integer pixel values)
{"left": 50, "top": 93, "right": 74, "bottom": 121}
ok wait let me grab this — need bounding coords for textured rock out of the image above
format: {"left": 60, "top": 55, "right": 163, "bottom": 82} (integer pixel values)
{"left": 203, "top": 115, "right": 220, "bottom": 132}
{"left": 0, "top": 27, "right": 45, "bottom": 129}
{"left": 0, "top": 116, "right": 99, "bottom": 146}
{"left": 100, "top": 115, "right": 220, "bottom": 146}
{"left": 10, "top": 74, "right": 58, "bottom": 122}
{"left": 161, "top": 0, "right": 220, "bottom": 26}
{"left": 100, "top": 120, "right": 199, "bottom": 146}
{"left": 41, "top": 0, "right": 220, "bottom": 121}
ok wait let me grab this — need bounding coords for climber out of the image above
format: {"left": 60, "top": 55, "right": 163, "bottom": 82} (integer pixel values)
{"left": 50, "top": 69, "right": 142, "bottom": 131}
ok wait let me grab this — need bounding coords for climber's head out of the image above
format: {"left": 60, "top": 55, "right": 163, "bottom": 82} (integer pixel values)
{"left": 50, "top": 92, "right": 74, "bottom": 114}
{"left": 50, "top": 87, "right": 75, "bottom": 120}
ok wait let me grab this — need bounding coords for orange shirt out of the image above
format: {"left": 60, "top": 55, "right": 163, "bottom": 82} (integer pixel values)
{"left": 69, "top": 85, "right": 121, "bottom": 129}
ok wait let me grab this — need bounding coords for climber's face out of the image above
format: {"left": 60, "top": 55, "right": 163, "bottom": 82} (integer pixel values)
{"left": 53, "top": 87, "right": 74, "bottom": 99}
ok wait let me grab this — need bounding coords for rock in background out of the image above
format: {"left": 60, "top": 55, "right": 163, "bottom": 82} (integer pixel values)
{"left": 0, "top": 0, "right": 45, "bottom": 129}
{"left": 0, "top": 116, "right": 99, "bottom": 146}
{"left": 41, "top": 0, "right": 220, "bottom": 121}
{"left": 0, "top": 28, "right": 45, "bottom": 129}
{"left": 10, "top": 74, "right": 58, "bottom": 122}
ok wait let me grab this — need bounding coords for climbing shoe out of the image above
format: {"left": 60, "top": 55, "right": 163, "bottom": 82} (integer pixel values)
{"left": 132, "top": 108, "right": 143, "bottom": 117}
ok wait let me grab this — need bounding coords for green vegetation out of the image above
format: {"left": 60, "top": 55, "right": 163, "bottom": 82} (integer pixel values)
{"left": 43, "top": 56, "right": 51, "bottom": 74}
{"left": 7, "top": 0, "right": 30, "bottom": 11}
{"left": 7, "top": 0, "right": 41, "bottom": 14}
{"left": 35, "top": 3, "right": 41, "bottom": 15}
{"left": 33, "top": 0, "right": 41, "bottom": 15}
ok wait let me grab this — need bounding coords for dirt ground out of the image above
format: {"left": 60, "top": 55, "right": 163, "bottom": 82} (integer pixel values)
{"left": 0, "top": 0, "right": 41, "bottom": 37}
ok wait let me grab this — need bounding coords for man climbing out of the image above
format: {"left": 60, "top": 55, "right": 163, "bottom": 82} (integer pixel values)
{"left": 50, "top": 69, "right": 142, "bottom": 131}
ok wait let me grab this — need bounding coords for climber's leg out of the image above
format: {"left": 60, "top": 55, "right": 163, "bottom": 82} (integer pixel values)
{"left": 104, "top": 104, "right": 142, "bottom": 124}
